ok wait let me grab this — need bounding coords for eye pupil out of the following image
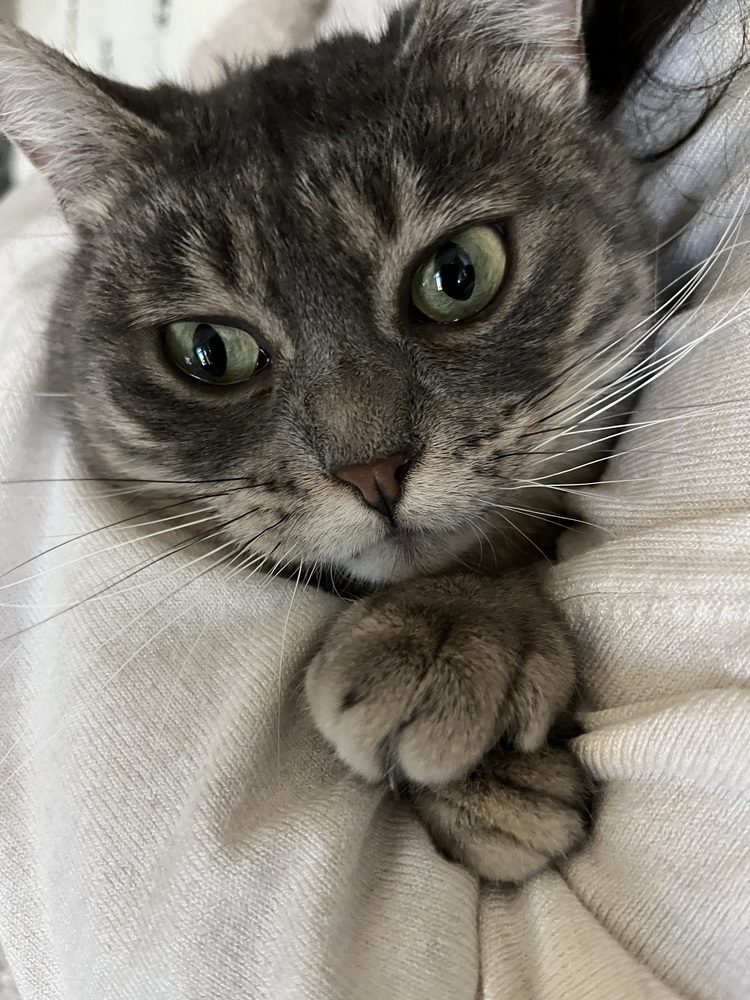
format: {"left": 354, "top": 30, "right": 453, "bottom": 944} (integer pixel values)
{"left": 164, "top": 321, "right": 266, "bottom": 385}
{"left": 410, "top": 224, "right": 507, "bottom": 324}
{"left": 434, "top": 242, "right": 475, "bottom": 302}
{"left": 193, "top": 323, "right": 228, "bottom": 377}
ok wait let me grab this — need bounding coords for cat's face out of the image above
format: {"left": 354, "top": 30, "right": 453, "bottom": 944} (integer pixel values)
{"left": 0, "top": 1, "right": 650, "bottom": 585}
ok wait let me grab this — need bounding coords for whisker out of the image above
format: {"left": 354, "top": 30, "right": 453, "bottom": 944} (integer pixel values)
{"left": 0, "top": 497, "right": 220, "bottom": 581}
{"left": 0, "top": 508, "right": 285, "bottom": 643}
{"left": 490, "top": 508, "right": 552, "bottom": 563}
{"left": 530, "top": 288, "right": 750, "bottom": 464}
{"left": 0, "top": 514, "right": 291, "bottom": 785}
{"left": 562, "top": 296, "right": 750, "bottom": 440}
{"left": 277, "top": 561, "right": 305, "bottom": 780}
{"left": 0, "top": 478, "right": 275, "bottom": 503}
{"left": 141, "top": 543, "right": 255, "bottom": 789}
{"left": 526, "top": 407, "right": 713, "bottom": 470}
{"left": 509, "top": 477, "right": 651, "bottom": 494}
{"left": 526, "top": 185, "right": 750, "bottom": 451}
{"left": 0, "top": 551, "right": 238, "bottom": 793}
{"left": 622, "top": 213, "right": 701, "bottom": 263}
{"left": 466, "top": 518, "right": 498, "bottom": 568}
{"left": 0, "top": 476, "right": 277, "bottom": 486}
{"left": 478, "top": 500, "right": 605, "bottom": 534}
{"left": 0, "top": 510, "right": 220, "bottom": 593}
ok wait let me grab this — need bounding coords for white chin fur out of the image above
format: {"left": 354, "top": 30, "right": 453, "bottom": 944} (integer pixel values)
{"left": 336, "top": 536, "right": 465, "bottom": 586}
{"left": 339, "top": 549, "right": 412, "bottom": 586}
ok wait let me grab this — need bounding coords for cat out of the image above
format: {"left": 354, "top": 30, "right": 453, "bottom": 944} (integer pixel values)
{"left": 0, "top": 0, "right": 652, "bottom": 882}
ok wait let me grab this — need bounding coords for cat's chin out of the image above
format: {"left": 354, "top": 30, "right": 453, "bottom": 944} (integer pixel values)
{"left": 335, "top": 531, "right": 467, "bottom": 587}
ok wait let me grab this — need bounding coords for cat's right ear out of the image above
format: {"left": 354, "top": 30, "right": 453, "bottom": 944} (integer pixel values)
{"left": 0, "top": 24, "right": 161, "bottom": 223}
{"left": 398, "top": 0, "right": 587, "bottom": 105}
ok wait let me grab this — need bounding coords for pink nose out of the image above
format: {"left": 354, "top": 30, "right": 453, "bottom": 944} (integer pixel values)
{"left": 334, "top": 451, "right": 411, "bottom": 517}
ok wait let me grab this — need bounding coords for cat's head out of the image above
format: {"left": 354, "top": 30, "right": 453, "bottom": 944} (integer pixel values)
{"left": 0, "top": 0, "right": 650, "bottom": 585}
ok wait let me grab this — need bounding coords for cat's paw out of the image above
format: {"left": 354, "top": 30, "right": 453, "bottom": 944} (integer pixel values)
{"left": 305, "top": 574, "right": 575, "bottom": 787}
{"left": 412, "top": 745, "right": 590, "bottom": 883}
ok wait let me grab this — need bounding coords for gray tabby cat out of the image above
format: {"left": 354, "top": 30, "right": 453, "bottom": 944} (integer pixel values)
{"left": 0, "top": 0, "right": 650, "bottom": 881}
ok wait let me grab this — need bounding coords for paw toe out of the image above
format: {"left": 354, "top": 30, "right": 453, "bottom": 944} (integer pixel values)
{"left": 413, "top": 748, "right": 589, "bottom": 883}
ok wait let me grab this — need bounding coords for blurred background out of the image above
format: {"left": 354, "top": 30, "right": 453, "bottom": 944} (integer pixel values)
{"left": 0, "top": 0, "right": 274, "bottom": 194}
{"left": 0, "top": 0, "right": 11, "bottom": 194}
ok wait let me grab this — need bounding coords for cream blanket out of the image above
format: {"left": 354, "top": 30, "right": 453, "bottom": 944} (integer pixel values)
{"left": 0, "top": 2, "right": 748, "bottom": 998}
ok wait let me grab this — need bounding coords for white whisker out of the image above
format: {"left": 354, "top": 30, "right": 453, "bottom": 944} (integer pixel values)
{"left": 0, "top": 547, "right": 236, "bottom": 787}
{"left": 141, "top": 544, "right": 255, "bottom": 790}
{"left": 529, "top": 180, "right": 750, "bottom": 455}
{"left": 0, "top": 509, "right": 218, "bottom": 592}
{"left": 277, "top": 561, "right": 305, "bottom": 780}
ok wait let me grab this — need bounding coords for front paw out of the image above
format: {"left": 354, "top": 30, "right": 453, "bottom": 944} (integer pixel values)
{"left": 413, "top": 745, "right": 590, "bottom": 883}
{"left": 305, "top": 574, "right": 574, "bottom": 787}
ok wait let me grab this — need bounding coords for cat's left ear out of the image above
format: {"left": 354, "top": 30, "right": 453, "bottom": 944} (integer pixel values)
{"left": 0, "top": 24, "right": 163, "bottom": 224}
{"left": 535, "top": 0, "right": 587, "bottom": 102}
{"left": 400, "top": 0, "right": 587, "bottom": 105}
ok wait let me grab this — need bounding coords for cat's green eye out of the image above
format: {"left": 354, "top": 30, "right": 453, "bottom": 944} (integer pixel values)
{"left": 163, "top": 321, "right": 269, "bottom": 385}
{"left": 410, "top": 224, "right": 508, "bottom": 324}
